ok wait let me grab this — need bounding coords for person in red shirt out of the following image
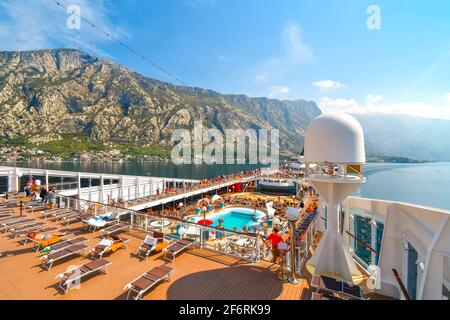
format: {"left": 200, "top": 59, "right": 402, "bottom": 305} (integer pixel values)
{"left": 263, "top": 227, "right": 285, "bottom": 264}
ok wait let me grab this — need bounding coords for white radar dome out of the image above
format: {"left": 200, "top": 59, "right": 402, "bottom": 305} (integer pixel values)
{"left": 303, "top": 112, "right": 365, "bottom": 164}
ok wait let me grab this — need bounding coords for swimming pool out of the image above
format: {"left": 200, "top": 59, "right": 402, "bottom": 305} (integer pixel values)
{"left": 190, "top": 207, "right": 266, "bottom": 232}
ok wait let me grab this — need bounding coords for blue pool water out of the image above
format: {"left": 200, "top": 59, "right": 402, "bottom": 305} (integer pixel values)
{"left": 211, "top": 208, "right": 266, "bottom": 232}
{"left": 190, "top": 207, "right": 266, "bottom": 232}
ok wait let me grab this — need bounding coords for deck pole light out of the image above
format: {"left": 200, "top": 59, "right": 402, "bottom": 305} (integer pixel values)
{"left": 286, "top": 208, "right": 300, "bottom": 285}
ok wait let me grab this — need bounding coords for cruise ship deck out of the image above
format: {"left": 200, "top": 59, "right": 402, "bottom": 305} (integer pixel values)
{"left": 0, "top": 206, "right": 311, "bottom": 300}
{"left": 0, "top": 164, "right": 449, "bottom": 300}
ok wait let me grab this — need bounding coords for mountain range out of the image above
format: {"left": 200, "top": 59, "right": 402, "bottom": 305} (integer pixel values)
{"left": 0, "top": 48, "right": 449, "bottom": 161}
{"left": 352, "top": 113, "right": 450, "bottom": 161}
{"left": 0, "top": 49, "right": 320, "bottom": 158}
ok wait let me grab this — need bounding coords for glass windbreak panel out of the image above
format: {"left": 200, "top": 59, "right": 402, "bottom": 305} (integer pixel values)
{"left": 354, "top": 215, "right": 371, "bottom": 266}
{"left": 90, "top": 179, "right": 100, "bottom": 187}
{"left": 340, "top": 206, "right": 345, "bottom": 234}
{"left": 80, "top": 178, "right": 90, "bottom": 188}
{"left": 407, "top": 242, "right": 418, "bottom": 300}
{"left": 375, "top": 222, "right": 384, "bottom": 265}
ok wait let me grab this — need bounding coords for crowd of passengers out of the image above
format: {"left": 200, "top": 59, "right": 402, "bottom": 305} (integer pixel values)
{"left": 21, "top": 179, "right": 60, "bottom": 208}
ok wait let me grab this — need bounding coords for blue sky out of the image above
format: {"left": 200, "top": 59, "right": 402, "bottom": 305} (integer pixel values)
{"left": 1, "top": 0, "right": 450, "bottom": 119}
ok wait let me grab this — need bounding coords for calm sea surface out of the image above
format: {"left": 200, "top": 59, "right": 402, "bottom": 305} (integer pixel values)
{"left": 353, "top": 162, "right": 450, "bottom": 211}
{"left": 2, "top": 161, "right": 450, "bottom": 211}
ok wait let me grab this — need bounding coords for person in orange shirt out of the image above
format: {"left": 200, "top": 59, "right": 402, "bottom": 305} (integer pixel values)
{"left": 262, "top": 227, "right": 285, "bottom": 264}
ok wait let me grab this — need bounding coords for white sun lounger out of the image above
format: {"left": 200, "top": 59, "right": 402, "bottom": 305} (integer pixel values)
{"left": 83, "top": 217, "right": 117, "bottom": 232}
{"left": 41, "top": 208, "right": 69, "bottom": 219}
{"left": 101, "top": 223, "right": 130, "bottom": 237}
{"left": 9, "top": 223, "right": 48, "bottom": 238}
{"left": 5, "top": 220, "right": 42, "bottom": 233}
{"left": 0, "top": 218, "right": 34, "bottom": 232}
{"left": 89, "top": 237, "right": 129, "bottom": 260}
{"left": 51, "top": 210, "right": 76, "bottom": 221}
{"left": 56, "top": 259, "right": 111, "bottom": 294}
{"left": 17, "top": 227, "right": 58, "bottom": 243}
{"left": 22, "top": 232, "right": 75, "bottom": 252}
{"left": 0, "top": 216, "right": 25, "bottom": 224}
{"left": 41, "top": 237, "right": 88, "bottom": 254}
{"left": 124, "top": 265, "right": 174, "bottom": 300}
{"left": 163, "top": 238, "right": 196, "bottom": 262}
{"left": 41, "top": 243, "right": 88, "bottom": 270}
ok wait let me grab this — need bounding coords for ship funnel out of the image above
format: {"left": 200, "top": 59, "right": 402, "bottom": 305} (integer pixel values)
{"left": 303, "top": 112, "right": 366, "bottom": 283}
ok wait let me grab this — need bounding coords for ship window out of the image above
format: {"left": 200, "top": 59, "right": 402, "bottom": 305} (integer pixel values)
{"left": 354, "top": 215, "right": 372, "bottom": 266}
{"left": 443, "top": 284, "right": 450, "bottom": 300}
{"left": 406, "top": 242, "right": 418, "bottom": 300}
{"left": 443, "top": 257, "right": 450, "bottom": 300}
{"left": 375, "top": 222, "right": 384, "bottom": 265}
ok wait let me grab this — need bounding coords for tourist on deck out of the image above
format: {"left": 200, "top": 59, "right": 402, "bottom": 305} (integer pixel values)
{"left": 272, "top": 214, "right": 282, "bottom": 229}
{"left": 47, "top": 187, "right": 58, "bottom": 209}
{"left": 262, "top": 227, "right": 285, "bottom": 264}
{"left": 24, "top": 186, "right": 31, "bottom": 198}
{"left": 39, "top": 185, "right": 48, "bottom": 204}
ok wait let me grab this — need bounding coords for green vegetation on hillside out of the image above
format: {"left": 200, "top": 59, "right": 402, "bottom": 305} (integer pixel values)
{"left": 1, "top": 134, "right": 172, "bottom": 160}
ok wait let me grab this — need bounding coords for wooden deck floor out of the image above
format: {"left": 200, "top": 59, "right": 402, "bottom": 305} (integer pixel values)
{"left": 0, "top": 207, "right": 310, "bottom": 300}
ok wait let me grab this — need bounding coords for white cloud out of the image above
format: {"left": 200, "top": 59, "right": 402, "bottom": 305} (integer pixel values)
{"left": 254, "top": 72, "right": 269, "bottom": 83}
{"left": 0, "top": 0, "right": 127, "bottom": 58}
{"left": 444, "top": 93, "right": 450, "bottom": 104}
{"left": 313, "top": 80, "right": 346, "bottom": 90}
{"left": 217, "top": 55, "right": 230, "bottom": 62}
{"left": 318, "top": 96, "right": 450, "bottom": 120}
{"left": 365, "top": 94, "right": 383, "bottom": 105}
{"left": 249, "top": 22, "right": 314, "bottom": 98}
{"left": 269, "top": 86, "right": 290, "bottom": 98}
{"left": 282, "top": 23, "right": 314, "bottom": 63}
{"left": 319, "top": 97, "right": 360, "bottom": 113}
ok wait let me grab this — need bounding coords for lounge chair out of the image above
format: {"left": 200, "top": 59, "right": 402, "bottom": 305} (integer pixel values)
{"left": 51, "top": 210, "right": 77, "bottom": 221}
{"left": 0, "top": 216, "right": 29, "bottom": 225}
{"left": 89, "top": 235, "right": 129, "bottom": 260}
{"left": 0, "top": 219, "right": 35, "bottom": 232}
{"left": 58, "top": 212, "right": 91, "bottom": 225}
{"left": 23, "top": 232, "right": 75, "bottom": 252}
{"left": 82, "top": 212, "right": 117, "bottom": 232}
{"left": 41, "top": 237, "right": 88, "bottom": 253}
{"left": 0, "top": 208, "right": 14, "bottom": 215}
{"left": 163, "top": 238, "right": 196, "bottom": 262}
{"left": 41, "top": 243, "right": 88, "bottom": 270}
{"left": 124, "top": 265, "right": 174, "bottom": 300}
{"left": 24, "top": 203, "right": 47, "bottom": 214}
{"left": 56, "top": 259, "right": 111, "bottom": 294}
{"left": 8, "top": 222, "right": 46, "bottom": 237}
{"left": 41, "top": 208, "right": 70, "bottom": 220}
{"left": 0, "top": 216, "right": 25, "bottom": 224}
{"left": 18, "top": 227, "right": 58, "bottom": 243}
{"left": 101, "top": 222, "right": 130, "bottom": 237}
{"left": 136, "top": 232, "right": 166, "bottom": 260}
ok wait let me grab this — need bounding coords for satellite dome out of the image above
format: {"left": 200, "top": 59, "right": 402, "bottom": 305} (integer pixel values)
{"left": 303, "top": 112, "right": 365, "bottom": 164}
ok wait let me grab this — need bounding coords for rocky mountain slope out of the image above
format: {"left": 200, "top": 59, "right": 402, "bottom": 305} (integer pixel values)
{"left": 0, "top": 49, "right": 321, "bottom": 157}
{"left": 352, "top": 113, "right": 450, "bottom": 161}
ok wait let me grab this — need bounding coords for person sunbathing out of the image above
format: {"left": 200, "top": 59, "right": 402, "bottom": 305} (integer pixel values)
{"left": 91, "top": 235, "right": 126, "bottom": 258}
{"left": 27, "top": 231, "right": 67, "bottom": 247}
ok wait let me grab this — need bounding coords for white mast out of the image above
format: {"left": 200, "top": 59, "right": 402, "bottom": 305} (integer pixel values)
{"left": 303, "top": 112, "right": 366, "bottom": 283}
